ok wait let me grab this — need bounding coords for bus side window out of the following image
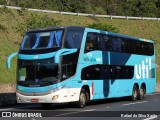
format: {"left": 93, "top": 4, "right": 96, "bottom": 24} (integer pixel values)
{"left": 110, "top": 66, "right": 116, "bottom": 79}
{"left": 62, "top": 63, "right": 75, "bottom": 80}
{"left": 105, "top": 36, "right": 122, "bottom": 52}
{"left": 136, "top": 41, "right": 141, "bottom": 55}
{"left": 126, "top": 40, "right": 132, "bottom": 53}
{"left": 115, "top": 66, "right": 122, "bottom": 79}
{"left": 100, "top": 34, "right": 107, "bottom": 51}
{"left": 93, "top": 66, "right": 101, "bottom": 79}
{"left": 85, "top": 33, "right": 99, "bottom": 53}
{"left": 129, "top": 40, "right": 136, "bottom": 54}
{"left": 81, "top": 66, "right": 91, "bottom": 80}
{"left": 104, "top": 36, "right": 112, "bottom": 51}
{"left": 103, "top": 66, "right": 111, "bottom": 79}
{"left": 114, "top": 37, "right": 122, "bottom": 52}
{"left": 64, "top": 29, "right": 83, "bottom": 49}
{"left": 129, "top": 67, "right": 134, "bottom": 78}
{"left": 121, "top": 38, "right": 126, "bottom": 53}
{"left": 123, "top": 66, "right": 134, "bottom": 79}
{"left": 147, "top": 43, "right": 154, "bottom": 56}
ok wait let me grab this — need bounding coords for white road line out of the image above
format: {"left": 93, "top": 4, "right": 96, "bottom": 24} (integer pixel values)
{"left": 123, "top": 101, "right": 148, "bottom": 106}
{"left": 0, "top": 108, "right": 14, "bottom": 111}
{"left": 0, "top": 105, "right": 37, "bottom": 111}
{"left": 55, "top": 111, "right": 85, "bottom": 117}
{"left": 106, "top": 107, "right": 110, "bottom": 108}
{"left": 56, "top": 109, "right": 96, "bottom": 116}
{"left": 143, "top": 116, "right": 158, "bottom": 120}
{"left": 84, "top": 109, "right": 95, "bottom": 111}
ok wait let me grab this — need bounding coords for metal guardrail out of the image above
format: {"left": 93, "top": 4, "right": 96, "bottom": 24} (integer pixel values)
{"left": 0, "top": 5, "right": 160, "bottom": 21}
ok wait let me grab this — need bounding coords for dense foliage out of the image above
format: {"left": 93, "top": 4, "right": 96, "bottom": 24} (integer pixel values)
{"left": 1, "top": 0, "right": 160, "bottom": 17}
{"left": 16, "top": 13, "right": 61, "bottom": 35}
{"left": 0, "top": 7, "right": 160, "bottom": 83}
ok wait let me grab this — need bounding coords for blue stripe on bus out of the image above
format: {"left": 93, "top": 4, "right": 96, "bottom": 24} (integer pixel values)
{"left": 18, "top": 52, "right": 56, "bottom": 60}
{"left": 102, "top": 51, "right": 109, "bottom": 64}
{"left": 110, "top": 52, "right": 131, "bottom": 65}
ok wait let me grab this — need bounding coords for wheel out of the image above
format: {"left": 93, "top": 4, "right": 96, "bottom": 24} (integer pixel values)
{"left": 77, "top": 89, "right": 87, "bottom": 108}
{"left": 138, "top": 86, "right": 145, "bottom": 100}
{"left": 131, "top": 85, "right": 138, "bottom": 101}
{"left": 41, "top": 103, "right": 52, "bottom": 109}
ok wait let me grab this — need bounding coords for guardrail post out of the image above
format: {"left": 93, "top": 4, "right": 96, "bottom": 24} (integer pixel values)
{"left": 110, "top": 15, "right": 112, "bottom": 20}
{"left": 126, "top": 16, "right": 128, "bottom": 20}
{"left": 93, "top": 14, "right": 95, "bottom": 18}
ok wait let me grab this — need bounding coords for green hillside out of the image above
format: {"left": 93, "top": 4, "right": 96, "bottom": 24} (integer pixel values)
{"left": 0, "top": 8, "right": 160, "bottom": 83}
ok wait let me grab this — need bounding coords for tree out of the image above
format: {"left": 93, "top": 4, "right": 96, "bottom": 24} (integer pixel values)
{"left": 139, "top": 1, "right": 158, "bottom": 17}
{"left": 0, "top": 0, "right": 7, "bottom": 5}
{"left": 4, "top": 0, "right": 160, "bottom": 17}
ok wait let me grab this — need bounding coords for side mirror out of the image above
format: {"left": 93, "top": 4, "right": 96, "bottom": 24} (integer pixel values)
{"left": 6, "top": 52, "right": 18, "bottom": 69}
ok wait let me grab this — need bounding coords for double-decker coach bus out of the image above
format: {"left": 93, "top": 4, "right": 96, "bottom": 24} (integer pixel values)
{"left": 7, "top": 26, "right": 156, "bottom": 108}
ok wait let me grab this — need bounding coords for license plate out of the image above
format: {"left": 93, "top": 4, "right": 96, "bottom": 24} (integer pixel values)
{"left": 31, "top": 98, "right": 39, "bottom": 102}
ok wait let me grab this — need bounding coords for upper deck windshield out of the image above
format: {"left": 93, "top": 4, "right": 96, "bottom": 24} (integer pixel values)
{"left": 20, "top": 30, "right": 63, "bottom": 50}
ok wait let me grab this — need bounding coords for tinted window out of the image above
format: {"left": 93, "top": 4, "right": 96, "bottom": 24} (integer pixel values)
{"left": 102, "top": 34, "right": 154, "bottom": 56}
{"left": 81, "top": 65, "right": 134, "bottom": 80}
{"left": 85, "top": 33, "right": 100, "bottom": 53}
{"left": 122, "top": 39, "right": 154, "bottom": 56}
{"left": 61, "top": 63, "right": 77, "bottom": 80}
{"left": 64, "top": 29, "right": 83, "bottom": 48}
{"left": 21, "top": 30, "right": 63, "bottom": 50}
{"left": 101, "top": 35, "right": 122, "bottom": 52}
{"left": 84, "top": 32, "right": 154, "bottom": 56}
{"left": 17, "top": 58, "right": 59, "bottom": 87}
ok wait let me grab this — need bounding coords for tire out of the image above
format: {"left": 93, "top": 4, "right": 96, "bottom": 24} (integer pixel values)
{"left": 77, "top": 89, "right": 87, "bottom": 108}
{"left": 131, "top": 85, "right": 138, "bottom": 101}
{"left": 138, "top": 86, "right": 145, "bottom": 100}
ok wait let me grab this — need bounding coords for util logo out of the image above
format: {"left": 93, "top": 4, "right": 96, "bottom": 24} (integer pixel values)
{"left": 135, "top": 57, "right": 152, "bottom": 79}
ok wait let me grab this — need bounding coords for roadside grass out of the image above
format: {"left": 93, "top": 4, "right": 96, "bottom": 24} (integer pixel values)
{"left": 0, "top": 8, "right": 160, "bottom": 83}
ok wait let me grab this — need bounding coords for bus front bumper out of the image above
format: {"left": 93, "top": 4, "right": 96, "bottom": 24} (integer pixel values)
{"left": 16, "top": 88, "right": 80, "bottom": 103}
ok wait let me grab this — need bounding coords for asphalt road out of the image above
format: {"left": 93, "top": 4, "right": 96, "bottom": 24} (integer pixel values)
{"left": 0, "top": 92, "right": 160, "bottom": 120}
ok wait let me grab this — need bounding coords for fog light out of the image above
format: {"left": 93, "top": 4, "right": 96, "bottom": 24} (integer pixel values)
{"left": 52, "top": 95, "right": 59, "bottom": 100}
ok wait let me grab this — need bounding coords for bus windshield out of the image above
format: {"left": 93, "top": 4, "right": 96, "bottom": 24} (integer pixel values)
{"left": 20, "top": 30, "right": 63, "bottom": 50}
{"left": 17, "top": 58, "right": 59, "bottom": 87}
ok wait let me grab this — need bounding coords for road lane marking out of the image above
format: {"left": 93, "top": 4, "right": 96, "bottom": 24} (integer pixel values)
{"left": 0, "top": 105, "right": 38, "bottom": 111}
{"left": 56, "top": 109, "right": 96, "bottom": 116}
{"left": 106, "top": 107, "right": 110, "bottom": 108}
{"left": 0, "top": 108, "right": 14, "bottom": 111}
{"left": 55, "top": 111, "right": 85, "bottom": 117}
{"left": 123, "top": 101, "right": 148, "bottom": 106}
{"left": 143, "top": 116, "right": 158, "bottom": 120}
{"left": 84, "top": 109, "right": 95, "bottom": 111}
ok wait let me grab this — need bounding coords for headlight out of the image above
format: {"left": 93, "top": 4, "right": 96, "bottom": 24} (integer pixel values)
{"left": 17, "top": 96, "right": 21, "bottom": 101}
{"left": 52, "top": 95, "right": 59, "bottom": 100}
